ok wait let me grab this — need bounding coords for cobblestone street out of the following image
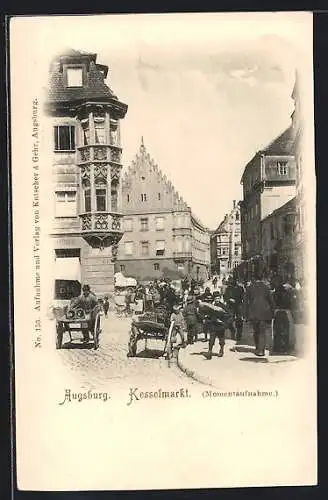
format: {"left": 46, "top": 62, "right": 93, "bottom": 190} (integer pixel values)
{"left": 56, "top": 312, "right": 200, "bottom": 390}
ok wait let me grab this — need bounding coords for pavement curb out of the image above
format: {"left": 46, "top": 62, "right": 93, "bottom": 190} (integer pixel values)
{"left": 177, "top": 348, "right": 215, "bottom": 387}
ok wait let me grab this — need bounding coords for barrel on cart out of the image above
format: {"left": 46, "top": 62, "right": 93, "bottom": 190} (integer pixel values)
{"left": 55, "top": 305, "right": 102, "bottom": 350}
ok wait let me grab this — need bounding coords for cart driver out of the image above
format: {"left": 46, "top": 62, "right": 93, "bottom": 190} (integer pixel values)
{"left": 70, "top": 284, "right": 98, "bottom": 343}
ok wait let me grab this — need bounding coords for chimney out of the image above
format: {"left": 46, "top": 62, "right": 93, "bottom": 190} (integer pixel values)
{"left": 233, "top": 200, "right": 236, "bottom": 208}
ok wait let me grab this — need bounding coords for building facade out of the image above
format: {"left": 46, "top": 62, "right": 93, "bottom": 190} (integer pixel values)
{"left": 261, "top": 197, "right": 297, "bottom": 277}
{"left": 239, "top": 126, "right": 296, "bottom": 266}
{"left": 210, "top": 200, "right": 241, "bottom": 276}
{"left": 46, "top": 49, "right": 128, "bottom": 298}
{"left": 291, "top": 71, "right": 305, "bottom": 280}
{"left": 115, "top": 140, "right": 210, "bottom": 282}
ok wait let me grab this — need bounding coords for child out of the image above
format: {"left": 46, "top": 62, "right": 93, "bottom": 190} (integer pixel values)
{"left": 103, "top": 296, "right": 109, "bottom": 318}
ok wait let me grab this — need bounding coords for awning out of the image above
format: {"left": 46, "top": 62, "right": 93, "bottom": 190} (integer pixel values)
{"left": 114, "top": 272, "right": 137, "bottom": 288}
{"left": 55, "top": 257, "right": 81, "bottom": 281}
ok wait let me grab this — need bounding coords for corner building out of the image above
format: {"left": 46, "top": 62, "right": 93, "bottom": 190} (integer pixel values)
{"left": 239, "top": 126, "right": 296, "bottom": 264}
{"left": 45, "top": 50, "right": 128, "bottom": 298}
{"left": 210, "top": 200, "right": 242, "bottom": 276}
{"left": 116, "top": 140, "right": 210, "bottom": 282}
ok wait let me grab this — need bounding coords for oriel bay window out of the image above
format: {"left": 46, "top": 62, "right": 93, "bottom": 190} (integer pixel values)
{"left": 54, "top": 125, "right": 75, "bottom": 152}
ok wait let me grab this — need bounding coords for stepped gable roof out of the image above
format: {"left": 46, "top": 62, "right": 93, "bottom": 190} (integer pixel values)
{"left": 123, "top": 138, "right": 208, "bottom": 231}
{"left": 123, "top": 138, "right": 188, "bottom": 210}
{"left": 260, "top": 126, "right": 294, "bottom": 156}
{"left": 48, "top": 49, "right": 117, "bottom": 104}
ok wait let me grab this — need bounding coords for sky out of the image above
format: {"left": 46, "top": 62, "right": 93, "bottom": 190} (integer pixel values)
{"left": 17, "top": 12, "right": 312, "bottom": 229}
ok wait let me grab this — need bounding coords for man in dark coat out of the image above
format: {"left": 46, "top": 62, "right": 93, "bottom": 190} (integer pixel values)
{"left": 199, "top": 287, "right": 213, "bottom": 341}
{"left": 224, "top": 277, "right": 245, "bottom": 341}
{"left": 70, "top": 284, "right": 98, "bottom": 342}
{"left": 200, "top": 298, "right": 232, "bottom": 359}
{"left": 244, "top": 272, "right": 275, "bottom": 356}
{"left": 183, "top": 296, "right": 202, "bottom": 344}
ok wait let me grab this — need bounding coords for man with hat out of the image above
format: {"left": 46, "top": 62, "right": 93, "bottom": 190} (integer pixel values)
{"left": 203, "top": 296, "right": 232, "bottom": 359}
{"left": 198, "top": 287, "right": 213, "bottom": 341}
{"left": 183, "top": 295, "right": 202, "bottom": 344}
{"left": 70, "top": 284, "right": 98, "bottom": 343}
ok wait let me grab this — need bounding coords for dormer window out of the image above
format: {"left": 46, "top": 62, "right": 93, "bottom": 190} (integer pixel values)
{"left": 67, "top": 67, "right": 83, "bottom": 87}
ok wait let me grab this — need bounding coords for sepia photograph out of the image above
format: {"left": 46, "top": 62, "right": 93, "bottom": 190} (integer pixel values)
{"left": 10, "top": 12, "right": 316, "bottom": 491}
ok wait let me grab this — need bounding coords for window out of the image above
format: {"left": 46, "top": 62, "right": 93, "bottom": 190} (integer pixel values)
{"left": 176, "top": 236, "right": 183, "bottom": 253}
{"left": 140, "top": 217, "right": 148, "bottom": 231}
{"left": 84, "top": 187, "right": 91, "bottom": 212}
{"left": 277, "top": 162, "right": 288, "bottom": 175}
{"left": 54, "top": 126, "right": 75, "bottom": 151}
{"left": 141, "top": 241, "right": 149, "bottom": 256}
{"left": 111, "top": 190, "right": 118, "bottom": 212}
{"left": 124, "top": 218, "right": 133, "bottom": 231}
{"left": 141, "top": 193, "right": 147, "bottom": 202}
{"left": 270, "top": 222, "right": 274, "bottom": 240}
{"left": 155, "top": 217, "right": 164, "bottom": 230}
{"left": 120, "top": 265, "right": 126, "bottom": 272}
{"left": 158, "top": 193, "right": 161, "bottom": 200}
{"left": 124, "top": 242, "right": 133, "bottom": 256}
{"left": 55, "top": 191, "right": 77, "bottom": 217}
{"left": 95, "top": 118, "right": 106, "bottom": 144}
{"left": 234, "top": 246, "right": 239, "bottom": 256}
{"left": 154, "top": 263, "right": 160, "bottom": 271}
{"left": 156, "top": 240, "right": 165, "bottom": 256}
{"left": 96, "top": 188, "right": 107, "bottom": 211}
{"left": 184, "top": 238, "right": 191, "bottom": 252}
{"left": 127, "top": 194, "right": 130, "bottom": 203}
{"left": 236, "top": 211, "right": 240, "bottom": 221}
{"left": 176, "top": 214, "right": 186, "bottom": 228}
{"left": 67, "top": 68, "right": 83, "bottom": 87}
{"left": 81, "top": 119, "right": 90, "bottom": 145}
{"left": 255, "top": 202, "right": 259, "bottom": 216}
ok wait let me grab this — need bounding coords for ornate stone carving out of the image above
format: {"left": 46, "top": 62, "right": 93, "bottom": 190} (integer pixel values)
{"left": 81, "top": 214, "right": 92, "bottom": 231}
{"left": 94, "top": 213, "right": 109, "bottom": 230}
{"left": 110, "top": 165, "right": 121, "bottom": 182}
{"left": 110, "top": 148, "right": 121, "bottom": 163}
{"left": 111, "top": 216, "right": 121, "bottom": 231}
{"left": 81, "top": 165, "right": 91, "bottom": 183}
{"left": 94, "top": 146, "right": 107, "bottom": 161}
{"left": 111, "top": 243, "right": 118, "bottom": 262}
{"left": 80, "top": 148, "right": 90, "bottom": 162}
{"left": 94, "top": 163, "right": 108, "bottom": 183}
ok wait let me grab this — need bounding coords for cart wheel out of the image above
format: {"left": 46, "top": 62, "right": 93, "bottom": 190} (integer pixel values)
{"left": 56, "top": 323, "right": 63, "bottom": 349}
{"left": 93, "top": 314, "right": 101, "bottom": 350}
